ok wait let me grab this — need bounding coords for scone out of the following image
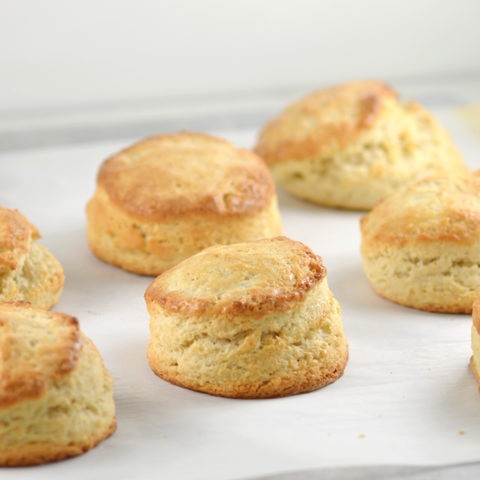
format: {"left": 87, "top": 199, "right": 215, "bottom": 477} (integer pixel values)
{"left": 0, "top": 207, "right": 64, "bottom": 309}
{"left": 255, "top": 80, "right": 468, "bottom": 210}
{"left": 361, "top": 173, "right": 480, "bottom": 313}
{"left": 0, "top": 302, "right": 116, "bottom": 466}
{"left": 145, "top": 236, "right": 348, "bottom": 398}
{"left": 86, "top": 132, "right": 283, "bottom": 275}
{"left": 471, "top": 298, "right": 480, "bottom": 389}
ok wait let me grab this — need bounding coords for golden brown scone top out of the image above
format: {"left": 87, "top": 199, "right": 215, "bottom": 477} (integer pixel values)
{"left": 0, "top": 302, "right": 82, "bottom": 408}
{"left": 361, "top": 173, "right": 480, "bottom": 248}
{"left": 0, "top": 207, "right": 39, "bottom": 273}
{"left": 97, "top": 132, "right": 275, "bottom": 220}
{"left": 255, "top": 80, "right": 399, "bottom": 164}
{"left": 145, "top": 236, "right": 326, "bottom": 318}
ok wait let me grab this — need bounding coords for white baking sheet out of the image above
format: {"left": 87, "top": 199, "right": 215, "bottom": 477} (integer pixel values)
{"left": 1, "top": 108, "right": 480, "bottom": 479}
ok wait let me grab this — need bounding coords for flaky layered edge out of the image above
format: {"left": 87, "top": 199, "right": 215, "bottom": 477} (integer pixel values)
{"left": 147, "top": 276, "right": 348, "bottom": 399}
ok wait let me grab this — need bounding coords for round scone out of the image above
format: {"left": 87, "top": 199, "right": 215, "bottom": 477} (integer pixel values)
{"left": 0, "top": 207, "right": 64, "bottom": 309}
{"left": 361, "top": 173, "right": 480, "bottom": 313}
{"left": 255, "top": 80, "right": 468, "bottom": 210}
{"left": 86, "top": 132, "right": 283, "bottom": 275}
{"left": 145, "top": 236, "right": 348, "bottom": 398}
{"left": 471, "top": 299, "right": 480, "bottom": 389}
{"left": 0, "top": 302, "right": 116, "bottom": 466}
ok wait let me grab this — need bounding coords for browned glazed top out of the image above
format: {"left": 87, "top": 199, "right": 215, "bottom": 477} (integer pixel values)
{"left": 145, "top": 236, "right": 326, "bottom": 318}
{"left": 361, "top": 173, "right": 480, "bottom": 248}
{"left": 97, "top": 132, "right": 276, "bottom": 220}
{"left": 0, "top": 302, "right": 82, "bottom": 408}
{"left": 255, "top": 80, "right": 398, "bottom": 164}
{"left": 0, "top": 207, "right": 40, "bottom": 271}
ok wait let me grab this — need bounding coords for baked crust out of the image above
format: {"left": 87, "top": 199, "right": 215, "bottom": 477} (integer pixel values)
{"left": 0, "top": 207, "right": 39, "bottom": 272}
{"left": 0, "top": 302, "right": 116, "bottom": 466}
{"left": 87, "top": 132, "right": 283, "bottom": 275}
{"left": 254, "top": 80, "right": 467, "bottom": 210}
{"left": 97, "top": 132, "right": 275, "bottom": 220}
{"left": 0, "top": 207, "right": 64, "bottom": 309}
{"left": 150, "top": 349, "right": 348, "bottom": 399}
{"left": 360, "top": 174, "right": 480, "bottom": 313}
{"left": 370, "top": 285, "right": 475, "bottom": 314}
{"left": 146, "top": 236, "right": 348, "bottom": 399}
{"left": 361, "top": 175, "right": 480, "bottom": 249}
{"left": 145, "top": 236, "right": 326, "bottom": 318}
{"left": 0, "top": 418, "right": 116, "bottom": 467}
{"left": 255, "top": 81, "right": 397, "bottom": 164}
{"left": 0, "top": 302, "right": 81, "bottom": 408}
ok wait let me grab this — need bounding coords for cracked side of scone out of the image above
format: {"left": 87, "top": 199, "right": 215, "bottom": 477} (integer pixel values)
{"left": 256, "top": 81, "right": 468, "bottom": 210}
{"left": 147, "top": 279, "right": 347, "bottom": 398}
{"left": 146, "top": 237, "right": 348, "bottom": 398}
{"left": 361, "top": 244, "right": 480, "bottom": 313}
{"left": 0, "top": 303, "right": 116, "bottom": 466}
{"left": 0, "top": 207, "right": 64, "bottom": 310}
{"left": 361, "top": 174, "right": 480, "bottom": 313}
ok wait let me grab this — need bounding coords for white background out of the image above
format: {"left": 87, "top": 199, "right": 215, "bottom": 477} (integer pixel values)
{"left": 1, "top": 0, "right": 480, "bottom": 113}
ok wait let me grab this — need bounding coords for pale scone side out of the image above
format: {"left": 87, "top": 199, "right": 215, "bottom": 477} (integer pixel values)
{"left": 87, "top": 186, "right": 282, "bottom": 275}
{"left": 362, "top": 243, "right": 480, "bottom": 313}
{"left": 147, "top": 278, "right": 348, "bottom": 398}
